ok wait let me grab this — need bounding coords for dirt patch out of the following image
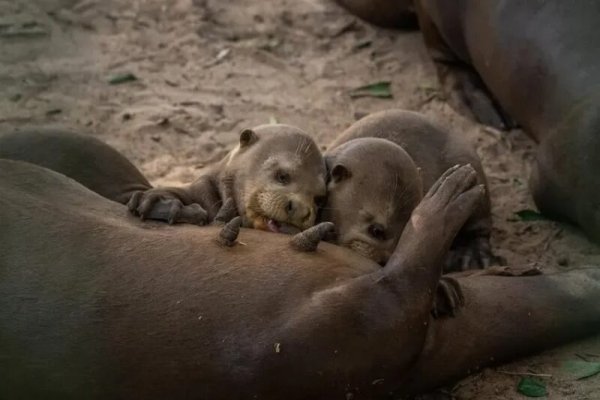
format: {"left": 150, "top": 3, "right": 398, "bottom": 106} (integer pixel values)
{"left": 1, "top": 0, "right": 599, "bottom": 398}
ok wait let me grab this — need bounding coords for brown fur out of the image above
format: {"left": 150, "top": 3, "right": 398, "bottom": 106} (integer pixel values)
{"left": 322, "top": 136, "right": 423, "bottom": 264}
{"left": 0, "top": 129, "right": 152, "bottom": 204}
{"left": 335, "top": 0, "right": 600, "bottom": 244}
{"left": 323, "top": 110, "right": 496, "bottom": 269}
{"left": 1, "top": 158, "right": 599, "bottom": 399}
{"left": 207, "top": 124, "right": 327, "bottom": 232}
{"left": 413, "top": 0, "right": 600, "bottom": 244}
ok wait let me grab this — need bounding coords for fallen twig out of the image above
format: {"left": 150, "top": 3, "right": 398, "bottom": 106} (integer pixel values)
{"left": 497, "top": 370, "right": 552, "bottom": 378}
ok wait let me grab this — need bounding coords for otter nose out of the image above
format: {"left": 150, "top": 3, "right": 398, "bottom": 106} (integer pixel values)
{"left": 302, "top": 207, "right": 314, "bottom": 223}
{"left": 286, "top": 200, "right": 294, "bottom": 214}
{"left": 286, "top": 200, "right": 314, "bottom": 224}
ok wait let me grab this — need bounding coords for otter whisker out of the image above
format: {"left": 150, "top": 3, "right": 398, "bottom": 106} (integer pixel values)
{"left": 294, "top": 140, "right": 302, "bottom": 158}
{"left": 302, "top": 137, "right": 312, "bottom": 155}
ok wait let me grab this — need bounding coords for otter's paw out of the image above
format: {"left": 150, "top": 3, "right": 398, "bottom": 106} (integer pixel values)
{"left": 212, "top": 197, "right": 239, "bottom": 225}
{"left": 413, "top": 165, "right": 484, "bottom": 245}
{"left": 290, "top": 222, "right": 336, "bottom": 252}
{"left": 442, "top": 65, "right": 516, "bottom": 130}
{"left": 217, "top": 216, "right": 243, "bottom": 247}
{"left": 128, "top": 190, "right": 208, "bottom": 225}
{"left": 461, "top": 88, "right": 511, "bottom": 130}
{"left": 432, "top": 276, "right": 464, "bottom": 318}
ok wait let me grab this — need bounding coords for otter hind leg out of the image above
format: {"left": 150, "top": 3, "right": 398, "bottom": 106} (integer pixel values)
{"left": 436, "top": 61, "right": 516, "bottom": 131}
{"left": 415, "top": 5, "right": 515, "bottom": 130}
{"left": 445, "top": 228, "right": 504, "bottom": 272}
{"left": 444, "top": 192, "right": 503, "bottom": 271}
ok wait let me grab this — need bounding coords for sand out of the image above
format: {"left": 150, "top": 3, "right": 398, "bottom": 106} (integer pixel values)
{"left": 1, "top": 0, "right": 599, "bottom": 398}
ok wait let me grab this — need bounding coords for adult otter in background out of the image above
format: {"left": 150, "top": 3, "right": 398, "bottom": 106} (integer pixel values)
{"left": 1, "top": 158, "right": 600, "bottom": 399}
{"left": 414, "top": 0, "right": 600, "bottom": 245}
{"left": 333, "top": 0, "right": 600, "bottom": 246}
{"left": 323, "top": 110, "right": 495, "bottom": 269}
{"left": 0, "top": 126, "right": 328, "bottom": 234}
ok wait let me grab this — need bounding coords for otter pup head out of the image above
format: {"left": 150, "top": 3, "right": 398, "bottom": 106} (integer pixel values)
{"left": 321, "top": 138, "right": 423, "bottom": 264}
{"left": 225, "top": 124, "right": 327, "bottom": 234}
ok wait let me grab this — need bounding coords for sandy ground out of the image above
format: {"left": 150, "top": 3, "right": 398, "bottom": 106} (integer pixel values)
{"left": 1, "top": 0, "right": 599, "bottom": 398}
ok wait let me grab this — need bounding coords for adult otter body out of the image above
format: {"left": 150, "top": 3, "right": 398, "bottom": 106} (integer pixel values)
{"left": 335, "top": 0, "right": 600, "bottom": 244}
{"left": 323, "top": 110, "right": 494, "bottom": 269}
{"left": 2, "top": 157, "right": 600, "bottom": 399}
{"left": 414, "top": 0, "right": 600, "bottom": 244}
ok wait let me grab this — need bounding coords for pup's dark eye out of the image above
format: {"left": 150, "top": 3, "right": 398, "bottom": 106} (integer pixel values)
{"left": 368, "top": 223, "right": 386, "bottom": 241}
{"left": 314, "top": 196, "right": 326, "bottom": 207}
{"left": 275, "top": 170, "right": 291, "bottom": 185}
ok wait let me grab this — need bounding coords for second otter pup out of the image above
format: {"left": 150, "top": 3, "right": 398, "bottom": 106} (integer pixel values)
{"left": 129, "top": 124, "right": 327, "bottom": 234}
{"left": 323, "top": 109, "right": 496, "bottom": 270}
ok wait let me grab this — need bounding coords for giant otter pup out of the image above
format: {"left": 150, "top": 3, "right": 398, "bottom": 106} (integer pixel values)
{"left": 323, "top": 110, "right": 495, "bottom": 269}
{"left": 127, "top": 124, "right": 327, "bottom": 234}
{"left": 334, "top": 0, "right": 600, "bottom": 245}
{"left": 2, "top": 158, "right": 600, "bottom": 399}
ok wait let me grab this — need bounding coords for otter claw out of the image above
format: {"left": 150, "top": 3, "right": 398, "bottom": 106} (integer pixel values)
{"left": 290, "top": 222, "right": 336, "bottom": 252}
{"left": 218, "top": 216, "right": 242, "bottom": 247}
{"left": 127, "top": 191, "right": 143, "bottom": 213}
{"left": 143, "top": 199, "right": 208, "bottom": 225}
{"left": 213, "top": 198, "right": 238, "bottom": 225}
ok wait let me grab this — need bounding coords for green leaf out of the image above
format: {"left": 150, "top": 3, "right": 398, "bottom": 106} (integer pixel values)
{"left": 563, "top": 360, "right": 600, "bottom": 380}
{"left": 354, "top": 39, "right": 372, "bottom": 50}
{"left": 517, "top": 377, "right": 547, "bottom": 397}
{"left": 46, "top": 108, "right": 62, "bottom": 116}
{"left": 108, "top": 73, "right": 138, "bottom": 85}
{"left": 350, "top": 81, "right": 393, "bottom": 99}
{"left": 515, "top": 209, "right": 548, "bottom": 222}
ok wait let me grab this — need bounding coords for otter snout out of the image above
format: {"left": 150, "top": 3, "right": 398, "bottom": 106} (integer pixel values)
{"left": 286, "top": 196, "right": 316, "bottom": 229}
{"left": 252, "top": 190, "right": 318, "bottom": 232}
{"left": 348, "top": 239, "right": 391, "bottom": 265}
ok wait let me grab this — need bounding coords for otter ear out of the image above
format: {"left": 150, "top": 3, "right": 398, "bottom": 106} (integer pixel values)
{"left": 239, "top": 128, "right": 258, "bottom": 148}
{"left": 330, "top": 164, "right": 351, "bottom": 183}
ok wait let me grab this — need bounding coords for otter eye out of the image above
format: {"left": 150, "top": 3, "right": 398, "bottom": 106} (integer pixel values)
{"left": 368, "top": 223, "right": 386, "bottom": 241}
{"left": 275, "top": 170, "right": 291, "bottom": 185}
